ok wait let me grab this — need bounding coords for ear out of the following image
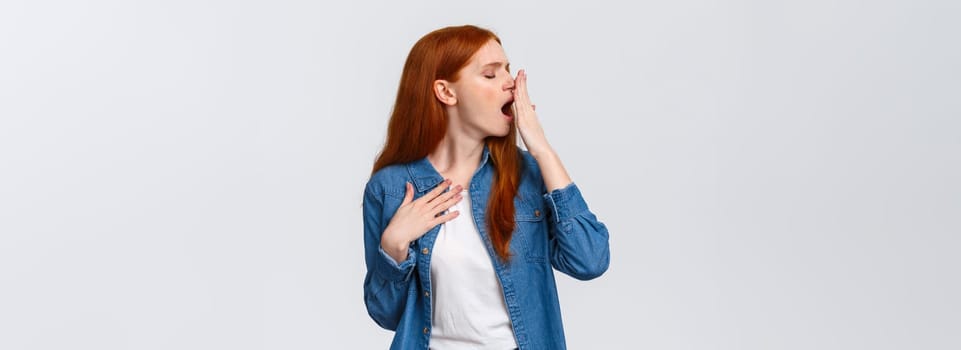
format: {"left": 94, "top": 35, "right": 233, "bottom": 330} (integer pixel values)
{"left": 433, "top": 79, "right": 457, "bottom": 106}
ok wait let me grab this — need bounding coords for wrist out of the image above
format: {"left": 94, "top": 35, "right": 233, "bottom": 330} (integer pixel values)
{"left": 530, "top": 147, "right": 557, "bottom": 161}
{"left": 381, "top": 234, "right": 409, "bottom": 258}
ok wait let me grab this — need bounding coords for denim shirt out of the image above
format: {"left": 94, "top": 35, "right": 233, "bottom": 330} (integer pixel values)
{"left": 362, "top": 145, "right": 610, "bottom": 350}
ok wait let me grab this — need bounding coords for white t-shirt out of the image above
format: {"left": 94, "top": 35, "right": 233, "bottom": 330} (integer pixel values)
{"left": 428, "top": 189, "right": 518, "bottom": 349}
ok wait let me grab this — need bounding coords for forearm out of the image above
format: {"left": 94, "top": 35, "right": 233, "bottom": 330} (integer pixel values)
{"left": 381, "top": 237, "right": 410, "bottom": 263}
{"left": 531, "top": 147, "right": 573, "bottom": 192}
{"left": 364, "top": 234, "right": 417, "bottom": 331}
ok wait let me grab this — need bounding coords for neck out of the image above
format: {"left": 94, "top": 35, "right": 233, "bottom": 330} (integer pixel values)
{"left": 427, "top": 108, "right": 488, "bottom": 187}
{"left": 427, "top": 135, "right": 484, "bottom": 176}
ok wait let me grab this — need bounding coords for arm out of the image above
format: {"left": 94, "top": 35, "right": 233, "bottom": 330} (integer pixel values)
{"left": 543, "top": 182, "right": 611, "bottom": 280}
{"left": 362, "top": 179, "right": 463, "bottom": 329}
{"left": 362, "top": 186, "right": 415, "bottom": 330}
{"left": 512, "top": 69, "right": 610, "bottom": 279}
{"left": 530, "top": 148, "right": 572, "bottom": 192}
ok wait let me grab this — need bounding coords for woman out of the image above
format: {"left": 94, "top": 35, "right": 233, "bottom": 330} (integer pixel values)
{"left": 362, "top": 25, "right": 610, "bottom": 350}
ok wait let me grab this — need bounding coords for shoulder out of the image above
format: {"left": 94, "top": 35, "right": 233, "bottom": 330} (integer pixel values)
{"left": 365, "top": 163, "right": 410, "bottom": 199}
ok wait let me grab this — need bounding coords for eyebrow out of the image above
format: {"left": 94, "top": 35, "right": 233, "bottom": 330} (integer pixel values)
{"left": 481, "top": 61, "right": 511, "bottom": 72}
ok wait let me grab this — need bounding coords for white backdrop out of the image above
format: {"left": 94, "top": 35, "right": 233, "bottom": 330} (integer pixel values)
{"left": 1, "top": 0, "right": 959, "bottom": 349}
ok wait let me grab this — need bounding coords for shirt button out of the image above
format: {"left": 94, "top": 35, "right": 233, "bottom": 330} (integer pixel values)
{"left": 422, "top": 247, "right": 429, "bottom": 255}
{"left": 424, "top": 291, "right": 430, "bottom": 297}
{"left": 423, "top": 327, "right": 429, "bottom": 334}
{"left": 534, "top": 209, "right": 541, "bottom": 217}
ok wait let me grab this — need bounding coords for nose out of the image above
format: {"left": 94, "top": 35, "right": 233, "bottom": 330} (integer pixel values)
{"left": 504, "top": 76, "right": 515, "bottom": 91}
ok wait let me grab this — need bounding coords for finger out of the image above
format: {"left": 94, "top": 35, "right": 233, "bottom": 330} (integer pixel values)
{"left": 514, "top": 70, "right": 531, "bottom": 106}
{"left": 518, "top": 69, "right": 527, "bottom": 93}
{"left": 516, "top": 70, "right": 525, "bottom": 93}
{"left": 420, "top": 179, "right": 452, "bottom": 203}
{"left": 402, "top": 182, "right": 414, "bottom": 205}
{"left": 427, "top": 183, "right": 462, "bottom": 208}
{"left": 429, "top": 187, "right": 463, "bottom": 211}
{"left": 430, "top": 209, "right": 460, "bottom": 226}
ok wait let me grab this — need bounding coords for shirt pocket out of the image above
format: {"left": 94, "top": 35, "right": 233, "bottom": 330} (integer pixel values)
{"left": 514, "top": 195, "right": 548, "bottom": 264}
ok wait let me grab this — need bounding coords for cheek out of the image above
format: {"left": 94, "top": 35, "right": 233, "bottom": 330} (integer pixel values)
{"left": 456, "top": 81, "right": 499, "bottom": 112}
{"left": 481, "top": 88, "right": 501, "bottom": 106}
{"left": 460, "top": 90, "right": 496, "bottom": 110}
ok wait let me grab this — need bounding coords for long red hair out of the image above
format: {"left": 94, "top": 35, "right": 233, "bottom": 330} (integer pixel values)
{"left": 371, "top": 25, "right": 521, "bottom": 262}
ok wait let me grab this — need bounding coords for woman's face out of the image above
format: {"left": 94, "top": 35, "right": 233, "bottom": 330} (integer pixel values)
{"left": 446, "top": 39, "right": 516, "bottom": 138}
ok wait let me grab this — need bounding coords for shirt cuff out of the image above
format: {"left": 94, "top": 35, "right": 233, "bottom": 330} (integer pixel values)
{"left": 375, "top": 245, "right": 416, "bottom": 282}
{"left": 543, "top": 182, "right": 590, "bottom": 222}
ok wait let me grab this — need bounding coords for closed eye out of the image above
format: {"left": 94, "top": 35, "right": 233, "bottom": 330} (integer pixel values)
{"left": 484, "top": 74, "right": 495, "bottom": 79}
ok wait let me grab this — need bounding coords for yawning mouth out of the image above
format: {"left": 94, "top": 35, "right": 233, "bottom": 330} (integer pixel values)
{"left": 501, "top": 99, "right": 514, "bottom": 118}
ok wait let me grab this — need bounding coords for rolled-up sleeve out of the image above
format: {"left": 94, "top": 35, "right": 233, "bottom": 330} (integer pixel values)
{"left": 543, "top": 182, "right": 611, "bottom": 280}
{"left": 374, "top": 245, "right": 415, "bottom": 282}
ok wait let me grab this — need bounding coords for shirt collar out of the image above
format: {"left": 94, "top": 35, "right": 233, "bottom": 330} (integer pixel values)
{"left": 407, "top": 143, "right": 491, "bottom": 193}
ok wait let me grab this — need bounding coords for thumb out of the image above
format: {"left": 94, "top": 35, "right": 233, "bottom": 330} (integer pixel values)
{"left": 402, "top": 182, "right": 414, "bottom": 204}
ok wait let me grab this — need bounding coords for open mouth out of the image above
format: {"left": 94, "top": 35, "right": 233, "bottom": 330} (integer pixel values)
{"left": 501, "top": 100, "right": 514, "bottom": 119}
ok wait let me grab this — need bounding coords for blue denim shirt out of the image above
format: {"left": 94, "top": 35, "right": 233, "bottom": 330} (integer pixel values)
{"left": 362, "top": 145, "right": 610, "bottom": 349}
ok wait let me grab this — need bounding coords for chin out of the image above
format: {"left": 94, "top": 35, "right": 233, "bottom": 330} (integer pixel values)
{"left": 493, "top": 126, "right": 511, "bottom": 138}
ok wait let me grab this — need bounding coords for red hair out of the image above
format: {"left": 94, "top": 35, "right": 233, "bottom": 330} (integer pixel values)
{"left": 371, "top": 25, "right": 521, "bottom": 262}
